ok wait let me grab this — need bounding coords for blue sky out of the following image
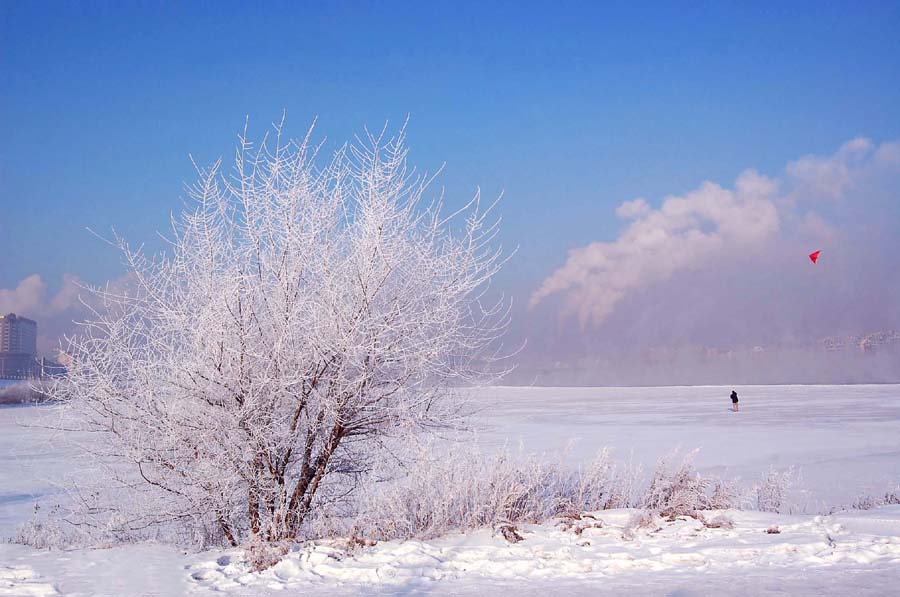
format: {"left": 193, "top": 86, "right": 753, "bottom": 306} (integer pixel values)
{"left": 3, "top": 1, "right": 898, "bottom": 285}
{"left": 2, "top": 1, "right": 900, "bottom": 366}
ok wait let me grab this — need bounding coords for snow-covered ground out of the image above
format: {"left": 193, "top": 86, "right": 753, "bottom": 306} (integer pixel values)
{"left": 1, "top": 384, "right": 899, "bottom": 595}
{"left": 183, "top": 507, "right": 900, "bottom": 595}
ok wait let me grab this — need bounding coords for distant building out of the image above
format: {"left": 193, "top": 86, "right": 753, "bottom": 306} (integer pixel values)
{"left": 0, "top": 313, "right": 39, "bottom": 379}
{"left": 858, "top": 330, "right": 900, "bottom": 354}
{"left": 821, "top": 336, "right": 847, "bottom": 352}
{"left": 0, "top": 313, "right": 37, "bottom": 355}
{"left": 0, "top": 353, "right": 38, "bottom": 379}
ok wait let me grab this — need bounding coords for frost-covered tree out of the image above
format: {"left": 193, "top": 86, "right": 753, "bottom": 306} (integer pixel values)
{"left": 52, "top": 120, "right": 509, "bottom": 546}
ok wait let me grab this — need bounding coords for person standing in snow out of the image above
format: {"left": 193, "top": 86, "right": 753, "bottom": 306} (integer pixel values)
{"left": 730, "top": 390, "right": 739, "bottom": 412}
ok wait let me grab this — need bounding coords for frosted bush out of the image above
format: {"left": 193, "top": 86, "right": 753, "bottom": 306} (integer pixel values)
{"left": 345, "top": 441, "right": 652, "bottom": 541}
{"left": 642, "top": 450, "right": 713, "bottom": 518}
{"left": 350, "top": 443, "right": 567, "bottom": 540}
{"left": 752, "top": 467, "right": 796, "bottom": 513}
{"left": 13, "top": 508, "right": 65, "bottom": 550}
{"left": 567, "top": 449, "right": 643, "bottom": 512}
{"left": 244, "top": 535, "right": 291, "bottom": 572}
{"left": 708, "top": 478, "right": 740, "bottom": 510}
{"left": 47, "top": 120, "right": 510, "bottom": 547}
{"left": 340, "top": 444, "right": 747, "bottom": 542}
{"left": 851, "top": 485, "right": 900, "bottom": 510}
{"left": 750, "top": 467, "right": 797, "bottom": 512}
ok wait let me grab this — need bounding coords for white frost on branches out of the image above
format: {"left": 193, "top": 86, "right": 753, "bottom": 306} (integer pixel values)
{"left": 51, "top": 120, "right": 510, "bottom": 546}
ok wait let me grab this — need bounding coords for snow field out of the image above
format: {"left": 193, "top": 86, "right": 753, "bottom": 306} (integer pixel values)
{"left": 0, "top": 565, "right": 58, "bottom": 596}
{"left": 184, "top": 507, "right": 900, "bottom": 594}
{"left": 1, "top": 384, "right": 899, "bottom": 594}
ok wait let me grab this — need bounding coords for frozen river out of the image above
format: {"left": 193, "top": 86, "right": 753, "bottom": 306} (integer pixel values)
{"left": 473, "top": 384, "right": 900, "bottom": 508}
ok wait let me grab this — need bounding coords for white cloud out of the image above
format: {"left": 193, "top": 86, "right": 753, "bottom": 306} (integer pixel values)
{"left": 0, "top": 274, "right": 79, "bottom": 317}
{"left": 874, "top": 141, "right": 900, "bottom": 165}
{"left": 615, "top": 198, "right": 650, "bottom": 219}
{"left": 786, "top": 137, "right": 873, "bottom": 200}
{"left": 531, "top": 138, "right": 899, "bottom": 329}
{"left": 795, "top": 211, "right": 837, "bottom": 245}
{"left": 530, "top": 170, "right": 780, "bottom": 326}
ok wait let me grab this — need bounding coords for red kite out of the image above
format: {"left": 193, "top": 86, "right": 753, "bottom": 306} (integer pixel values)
{"left": 809, "top": 250, "right": 821, "bottom": 264}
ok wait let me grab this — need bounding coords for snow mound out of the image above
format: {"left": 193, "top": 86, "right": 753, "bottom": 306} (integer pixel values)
{"left": 186, "top": 508, "right": 900, "bottom": 593}
{"left": 0, "top": 565, "right": 58, "bottom": 596}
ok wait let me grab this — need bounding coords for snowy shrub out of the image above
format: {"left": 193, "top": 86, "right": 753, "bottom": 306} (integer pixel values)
{"left": 752, "top": 467, "right": 795, "bottom": 513}
{"left": 851, "top": 495, "right": 879, "bottom": 511}
{"left": 341, "top": 444, "right": 759, "bottom": 543}
{"left": 10, "top": 501, "right": 129, "bottom": 550}
{"left": 13, "top": 519, "right": 62, "bottom": 550}
{"left": 47, "top": 120, "right": 509, "bottom": 548}
{"left": 345, "top": 441, "right": 650, "bottom": 542}
{"left": 851, "top": 486, "right": 900, "bottom": 510}
{"left": 244, "top": 536, "right": 291, "bottom": 572}
{"left": 564, "top": 449, "right": 615, "bottom": 513}
{"left": 566, "top": 449, "right": 643, "bottom": 513}
{"left": 349, "top": 443, "right": 565, "bottom": 541}
{"left": 707, "top": 478, "right": 740, "bottom": 510}
{"left": 642, "top": 450, "right": 712, "bottom": 518}
{"left": 604, "top": 458, "right": 645, "bottom": 510}
{"left": 12, "top": 504, "right": 66, "bottom": 550}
